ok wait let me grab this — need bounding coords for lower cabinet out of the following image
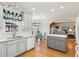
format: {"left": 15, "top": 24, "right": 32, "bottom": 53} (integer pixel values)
{"left": 19, "top": 38, "right": 27, "bottom": 54}
{"left": 58, "top": 40, "right": 66, "bottom": 51}
{"left": 51, "top": 39, "right": 55, "bottom": 48}
{"left": 47, "top": 39, "right": 52, "bottom": 48}
{"left": 0, "top": 42, "right": 6, "bottom": 57}
{"left": 0, "top": 36, "right": 35, "bottom": 57}
{"left": 47, "top": 36, "right": 67, "bottom": 52}
{"left": 7, "top": 40, "right": 19, "bottom": 57}
{"left": 27, "top": 37, "right": 35, "bottom": 51}
{"left": 47, "top": 37, "right": 55, "bottom": 48}
{"left": 47, "top": 37, "right": 50, "bottom": 47}
{"left": 55, "top": 39, "right": 61, "bottom": 50}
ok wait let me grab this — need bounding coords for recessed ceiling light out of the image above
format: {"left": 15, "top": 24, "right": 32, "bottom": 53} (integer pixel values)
{"left": 60, "top": 6, "right": 64, "bottom": 9}
{"left": 51, "top": 9, "right": 54, "bottom": 12}
{"left": 32, "top": 8, "right": 36, "bottom": 11}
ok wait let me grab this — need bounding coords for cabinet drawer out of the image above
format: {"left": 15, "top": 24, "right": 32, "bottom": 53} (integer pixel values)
{"left": 19, "top": 39, "right": 26, "bottom": 42}
{"left": 47, "top": 36, "right": 52, "bottom": 39}
{"left": 7, "top": 40, "right": 18, "bottom": 45}
{"left": 0, "top": 42, "right": 6, "bottom": 45}
{"left": 54, "top": 37, "right": 59, "bottom": 39}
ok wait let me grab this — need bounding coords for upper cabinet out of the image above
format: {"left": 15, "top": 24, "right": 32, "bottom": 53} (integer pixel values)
{"left": 0, "top": 3, "right": 32, "bottom": 34}
{"left": 0, "top": 4, "right": 23, "bottom": 34}
{"left": 0, "top": 4, "right": 4, "bottom": 33}
{"left": 22, "top": 12, "right": 32, "bottom": 33}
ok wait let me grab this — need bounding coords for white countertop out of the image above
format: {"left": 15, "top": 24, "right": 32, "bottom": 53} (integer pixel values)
{"left": 0, "top": 38, "right": 7, "bottom": 42}
{"left": 23, "top": 35, "right": 34, "bottom": 37}
{"left": 47, "top": 34, "right": 67, "bottom": 38}
{"left": 0, "top": 35, "right": 35, "bottom": 42}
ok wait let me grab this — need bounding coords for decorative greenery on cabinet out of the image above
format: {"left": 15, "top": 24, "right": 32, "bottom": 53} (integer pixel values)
{"left": 3, "top": 9, "right": 22, "bottom": 21}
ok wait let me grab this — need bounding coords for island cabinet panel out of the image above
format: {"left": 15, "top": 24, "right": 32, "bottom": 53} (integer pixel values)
{"left": 55, "top": 39, "right": 61, "bottom": 50}
{"left": 51, "top": 37, "right": 55, "bottom": 48}
{"left": 47, "top": 36, "right": 67, "bottom": 52}
{"left": 47, "top": 37, "right": 52, "bottom": 48}
{"left": 58, "top": 40, "right": 67, "bottom": 51}
{"left": 47, "top": 37, "right": 55, "bottom": 48}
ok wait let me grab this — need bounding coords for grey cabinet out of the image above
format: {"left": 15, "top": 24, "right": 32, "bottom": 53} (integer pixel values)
{"left": 47, "top": 39, "right": 52, "bottom": 48}
{"left": 19, "top": 38, "right": 27, "bottom": 54}
{"left": 55, "top": 39, "right": 61, "bottom": 50}
{"left": 47, "top": 37, "right": 51, "bottom": 47}
{"left": 7, "top": 40, "right": 19, "bottom": 57}
{"left": 47, "top": 37, "right": 55, "bottom": 48}
{"left": 51, "top": 38, "right": 55, "bottom": 48}
{"left": 0, "top": 42, "right": 6, "bottom": 57}
{"left": 59, "top": 40, "right": 66, "bottom": 51}
{"left": 47, "top": 36, "right": 67, "bottom": 52}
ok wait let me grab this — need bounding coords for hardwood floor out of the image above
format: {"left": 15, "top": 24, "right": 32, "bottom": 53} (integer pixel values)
{"left": 19, "top": 38, "right": 76, "bottom": 57}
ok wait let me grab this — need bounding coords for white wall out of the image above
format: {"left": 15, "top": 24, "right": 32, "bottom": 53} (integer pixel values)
{"left": 32, "top": 19, "right": 50, "bottom": 36}
{"left": 40, "top": 20, "right": 50, "bottom": 35}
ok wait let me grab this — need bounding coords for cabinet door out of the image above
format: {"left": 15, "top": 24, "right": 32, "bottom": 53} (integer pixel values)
{"left": 51, "top": 38, "right": 55, "bottom": 48}
{"left": 47, "top": 36, "right": 55, "bottom": 48}
{"left": 59, "top": 40, "right": 66, "bottom": 51}
{"left": 23, "top": 13, "right": 32, "bottom": 32}
{"left": 32, "top": 37, "right": 35, "bottom": 48}
{"left": 55, "top": 37, "right": 66, "bottom": 52}
{"left": 55, "top": 39, "right": 61, "bottom": 50}
{"left": 47, "top": 39, "right": 51, "bottom": 48}
{"left": 0, "top": 42, "right": 6, "bottom": 57}
{"left": 27, "top": 37, "right": 35, "bottom": 51}
{"left": 7, "top": 40, "right": 18, "bottom": 57}
{"left": 19, "top": 39, "right": 27, "bottom": 54}
{"left": 47, "top": 37, "right": 52, "bottom": 48}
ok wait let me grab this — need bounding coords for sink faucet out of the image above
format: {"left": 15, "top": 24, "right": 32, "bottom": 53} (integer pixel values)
{"left": 13, "top": 34, "right": 15, "bottom": 38}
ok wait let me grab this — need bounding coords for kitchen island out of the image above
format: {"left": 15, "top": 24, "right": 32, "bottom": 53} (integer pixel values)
{"left": 47, "top": 34, "right": 67, "bottom": 52}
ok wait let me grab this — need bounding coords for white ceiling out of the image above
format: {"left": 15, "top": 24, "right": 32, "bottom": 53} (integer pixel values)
{"left": 16, "top": 2, "right": 79, "bottom": 20}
